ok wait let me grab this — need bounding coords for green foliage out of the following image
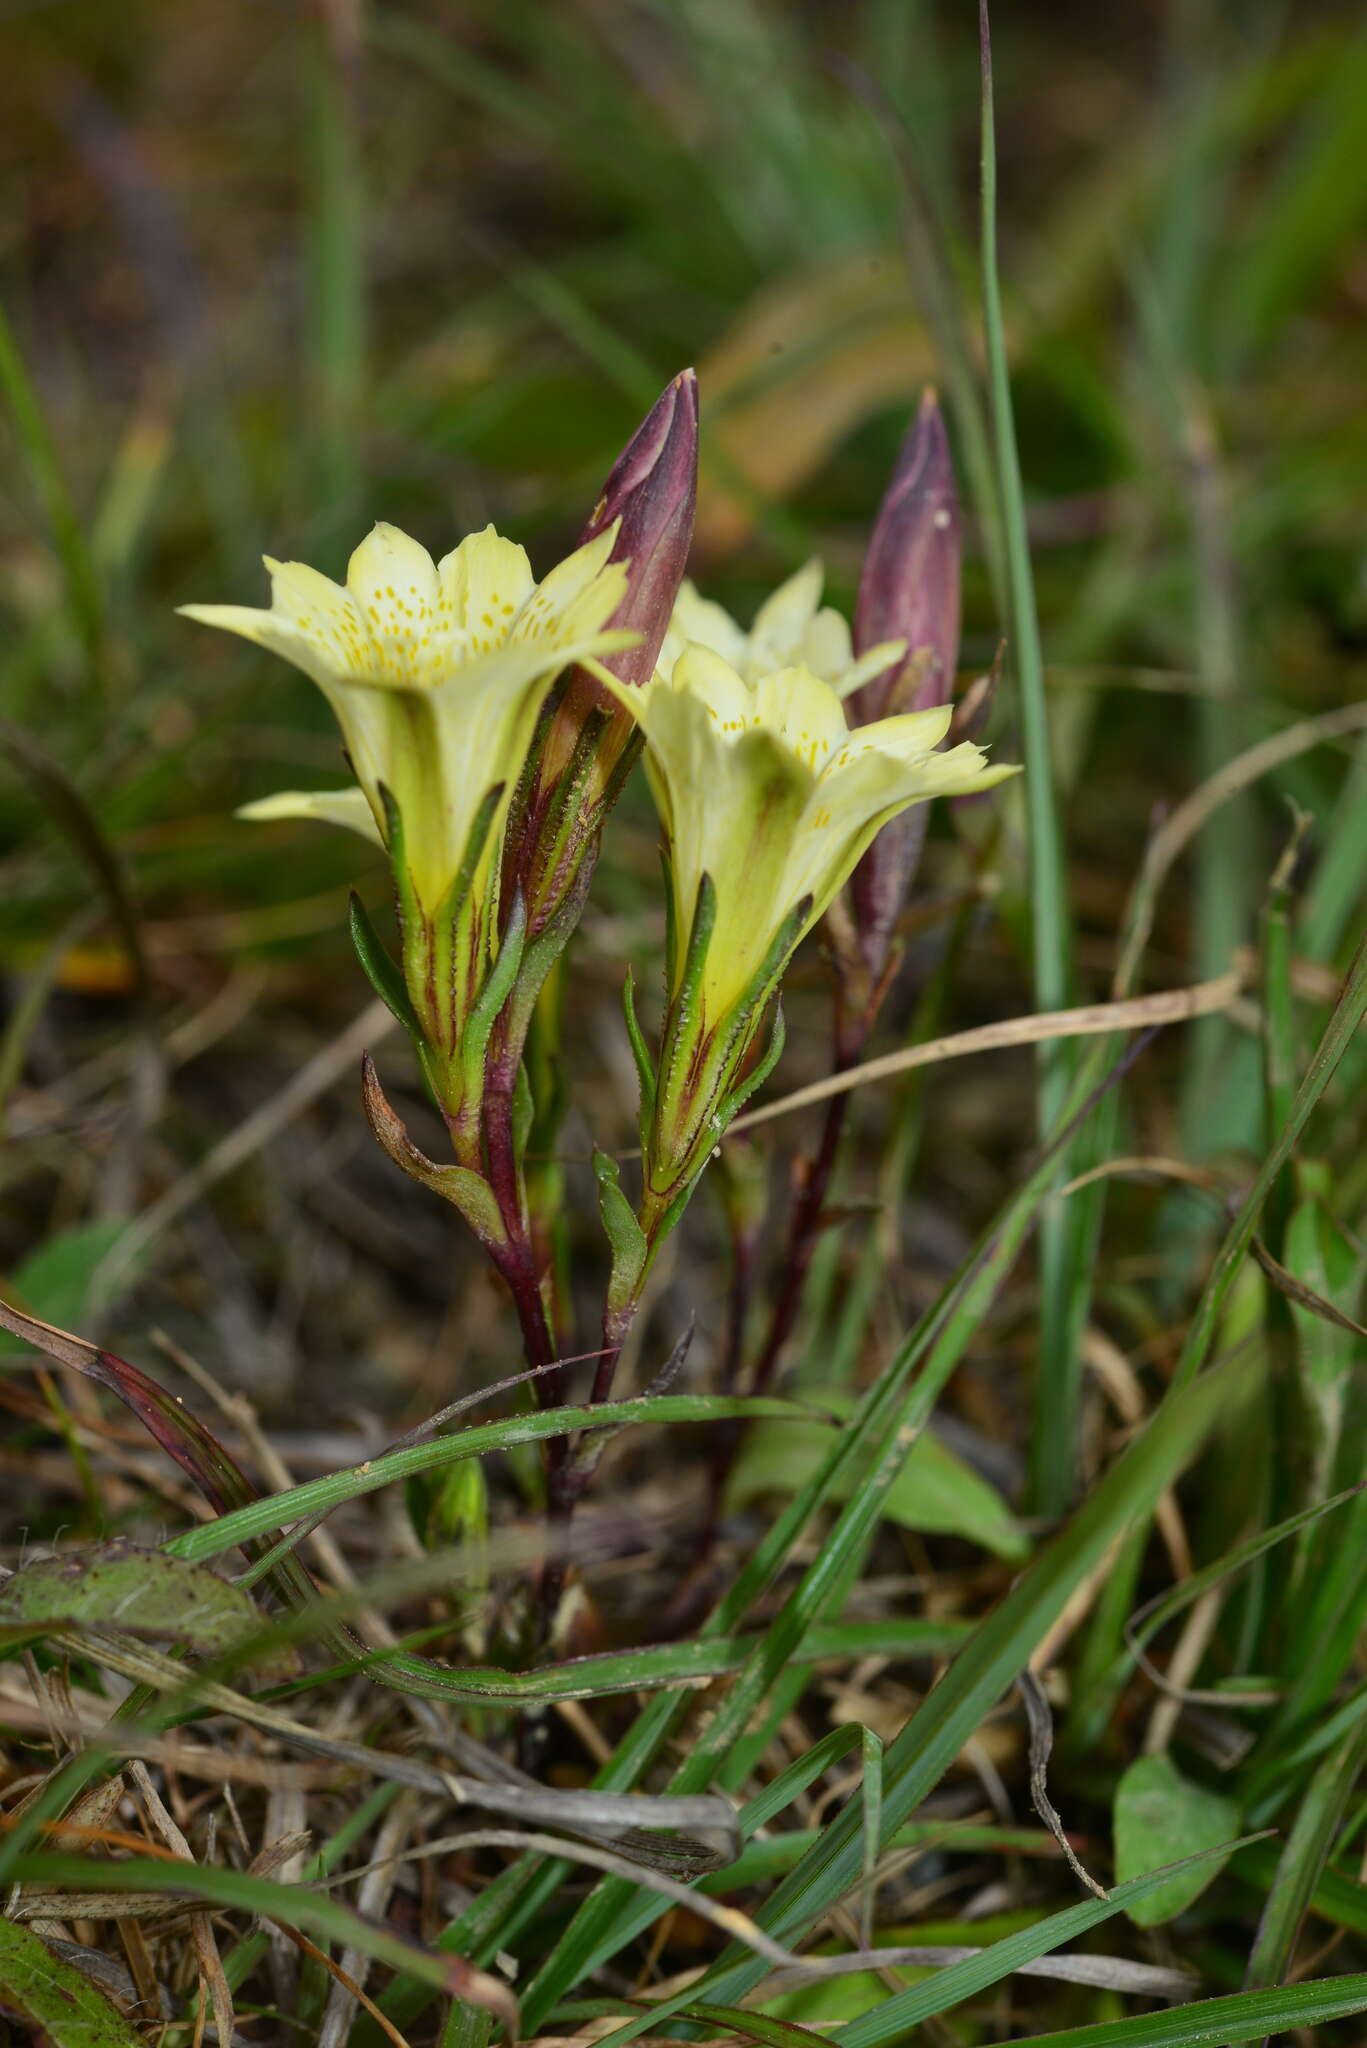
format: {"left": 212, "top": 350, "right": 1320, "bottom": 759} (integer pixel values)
{"left": 0, "top": 1920, "right": 144, "bottom": 2046}
{"left": 728, "top": 1387, "right": 1028, "bottom": 1560}
{"left": 0, "top": 1540, "right": 273, "bottom": 1664}
{"left": 0, "top": 1220, "right": 128, "bottom": 1334}
{"left": 1112, "top": 1754, "right": 1240, "bottom": 1926}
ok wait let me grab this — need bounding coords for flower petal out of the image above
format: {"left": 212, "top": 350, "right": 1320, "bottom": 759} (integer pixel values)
{"left": 799, "top": 604, "right": 854, "bottom": 683}
{"left": 178, "top": 603, "right": 344, "bottom": 691}
{"left": 823, "top": 702, "right": 954, "bottom": 775}
{"left": 752, "top": 664, "right": 849, "bottom": 773}
{"left": 342, "top": 524, "right": 443, "bottom": 684}
{"left": 663, "top": 644, "right": 761, "bottom": 737}
{"left": 438, "top": 526, "right": 536, "bottom": 651}
{"left": 831, "top": 637, "right": 907, "bottom": 699}
{"left": 660, "top": 581, "right": 749, "bottom": 676}
{"left": 512, "top": 525, "right": 629, "bottom": 646}
{"left": 347, "top": 523, "right": 440, "bottom": 610}
{"left": 236, "top": 786, "right": 385, "bottom": 847}
{"left": 750, "top": 558, "right": 824, "bottom": 669}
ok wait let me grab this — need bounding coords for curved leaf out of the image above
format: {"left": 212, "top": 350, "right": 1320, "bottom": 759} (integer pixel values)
{"left": 0, "top": 1920, "right": 144, "bottom": 2047}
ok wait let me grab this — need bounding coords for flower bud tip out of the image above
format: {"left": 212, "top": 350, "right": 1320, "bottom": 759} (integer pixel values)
{"left": 581, "top": 371, "right": 699, "bottom": 686}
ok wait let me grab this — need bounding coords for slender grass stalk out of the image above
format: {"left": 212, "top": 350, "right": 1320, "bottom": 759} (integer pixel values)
{"left": 979, "top": 5, "right": 1076, "bottom": 1515}
{"left": 301, "top": 10, "right": 366, "bottom": 538}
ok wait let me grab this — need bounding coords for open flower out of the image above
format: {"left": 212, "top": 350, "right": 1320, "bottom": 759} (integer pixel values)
{"left": 599, "top": 646, "right": 1016, "bottom": 1225}
{"left": 660, "top": 559, "right": 902, "bottom": 701}
{"left": 181, "top": 522, "right": 635, "bottom": 921}
{"left": 611, "top": 645, "right": 1015, "bottom": 1027}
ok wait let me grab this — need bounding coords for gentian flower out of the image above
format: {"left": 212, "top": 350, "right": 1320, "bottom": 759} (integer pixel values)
{"left": 598, "top": 645, "right": 1015, "bottom": 1224}
{"left": 181, "top": 523, "right": 635, "bottom": 1110}
{"left": 183, "top": 523, "right": 633, "bottom": 921}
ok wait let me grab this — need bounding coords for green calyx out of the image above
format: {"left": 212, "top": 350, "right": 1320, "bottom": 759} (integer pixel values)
{"left": 633, "top": 878, "right": 803, "bottom": 1245}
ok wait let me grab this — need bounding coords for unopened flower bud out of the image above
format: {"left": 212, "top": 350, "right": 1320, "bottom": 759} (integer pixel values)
{"left": 513, "top": 370, "right": 699, "bottom": 940}
{"left": 580, "top": 368, "right": 699, "bottom": 689}
{"left": 849, "top": 388, "right": 960, "bottom": 725}
{"left": 846, "top": 390, "right": 963, "bottom": 983}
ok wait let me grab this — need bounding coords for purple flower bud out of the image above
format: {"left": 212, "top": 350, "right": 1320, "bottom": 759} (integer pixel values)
{"left": 580, "top": 367, "right": 699, "bottom": 687}
{"left": 846, "top": 390, "right": 962, "bottom": 984}
{"left": 849, "top": 386, "right": 960, "bottom": 724}
{"left": 509, "top": 371, "right": 698, "bottom": 940}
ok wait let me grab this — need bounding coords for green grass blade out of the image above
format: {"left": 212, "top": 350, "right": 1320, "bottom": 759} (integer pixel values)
{"left": 1235, "top": 1838, "right": 1367, "bottom": 1940}
{"left": 300, "top": 12, "right": 366, "bottom": 531}
{"left": 978, "top": 4, "right": 1071, "bottom": 1030}
{"left": 652, "top": 1364, "right": 1233, "bottom": 2034}
{"left": 1300, "top": 727, "right": 1367, "bottom": 965}
{"left": 1245, "top": 1719, "right": 1367, "bottom": 1997}
{"left": 6, "top": 1852, "right": 514, "bottom": 2028}
{"left": 979, "top": 4, "right": 1078, "bottom": 1516}
{"left": 161, "top": 1394, "right": 811, "bottom": 1561}
{"left": 971, "top": 1973, "right": 1367, "bottom": 2047}
{"left": 831, "top": 1837, "right": 1266, "bottom": 2048}
{"left": 515, "top": 1055, "right": 1132, "bottom": 2031}
{"left": 1169, "top": 926, "right": 1367, "bottom": 1394}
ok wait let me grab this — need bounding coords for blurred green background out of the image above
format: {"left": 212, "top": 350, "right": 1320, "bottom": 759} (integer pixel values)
{"left": 1, "top": 0, "right": 1364, "bottom": 1414}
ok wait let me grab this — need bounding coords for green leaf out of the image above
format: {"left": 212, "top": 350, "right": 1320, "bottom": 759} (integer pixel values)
{"left": 0, "top": 1540, "right": 283, "bottom": 1670}
{"left": 163, "top": 1392, "right": 812, "bottom": 1564}
{"left": 727, "top": 1390, "right": 1028, "bottom": 1562}
{"left": 1113, "top": 1753, "right": 1240, "bottom": 1925}
{"left": 0, "top": 1920, "right": 144, "bottom": 2046}
{"left": 1, "top": 1219, "right": 129, "bottom": 1336}
{"left": 459, "top": 888, "right": 526, "bottom": 1100}
{"left": 722, "top": 998, "right": 787, "bottom": 1123}
{"left": 594, "top": 1147, "right": 648, "bottom": 1307}
{"left": 621, "top": 966, "right": 656, "bottom": 1140}
{"left": 349, "top": 890, "right": 422, "bottom": 1039}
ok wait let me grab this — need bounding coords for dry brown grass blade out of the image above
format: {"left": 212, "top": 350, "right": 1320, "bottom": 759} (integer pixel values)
{"left": 282, "top": 1925, "right": 417, "bottom": 2048}
{"left": 343, "top": 1828, "right": 799, "bottom": 1968}
{"left": 318, "top": 1791, "right": 419, "bottom": 2048}
{"left": 1018, "top": 1669, "right": 1108, "bottom": 1902}
{"left": 0, "top": 1683, "right": 349, "bottom": 1786}
{"left": 1060, "top": 1153, "right": 1226, "bottom": 1198}
{"left": 128, "top": 1761, "right": 234, "bottom": 2048}
{"left": 27, "top": 1627, "right": 740, "bottom": 1868}
{"left": 729, "top": 965, "right": 1245, "bottom": 1134}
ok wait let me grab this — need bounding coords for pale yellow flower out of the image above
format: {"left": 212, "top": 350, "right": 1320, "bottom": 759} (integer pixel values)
{"left": 607, "top": 646, "right": 1016, "bottom": 1023}
{"left": 182, "top": 522, "right": 635, "bottom": 916}
{"left": 660, "top": 559, "right": 903, "bottom": 700}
